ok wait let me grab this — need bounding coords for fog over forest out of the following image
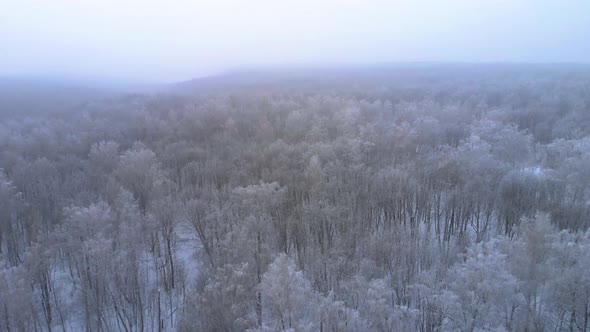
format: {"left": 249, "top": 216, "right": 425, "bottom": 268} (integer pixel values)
{"left": 2, "top": 0, "right": 590, "bottom": 331}
{"left": 1, "top": 65, "right": 590, "bottom": 332}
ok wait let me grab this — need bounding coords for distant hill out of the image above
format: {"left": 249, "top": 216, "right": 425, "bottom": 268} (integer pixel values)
{"left": 172, "top": 63, "right": 590, "bottom": 96}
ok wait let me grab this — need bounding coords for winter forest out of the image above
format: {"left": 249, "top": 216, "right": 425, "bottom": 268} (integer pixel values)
{"left": 1, "top": 66, "right": 590, "bottom": 332}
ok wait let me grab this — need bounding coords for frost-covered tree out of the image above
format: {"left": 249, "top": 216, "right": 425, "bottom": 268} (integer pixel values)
{"left": 260, "top": 254, "right": 317, "bottom": 331}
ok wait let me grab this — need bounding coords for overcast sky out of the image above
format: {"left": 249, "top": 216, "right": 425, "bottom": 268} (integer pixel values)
{"left": 1, "top": 0, "right": 589, "bottom": 83}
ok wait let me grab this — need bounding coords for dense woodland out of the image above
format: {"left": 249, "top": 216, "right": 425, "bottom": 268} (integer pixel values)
{"left": 1, "top": 66, "right": 590, "bottom": 331}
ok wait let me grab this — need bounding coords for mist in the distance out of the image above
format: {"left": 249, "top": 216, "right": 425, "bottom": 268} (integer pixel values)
{"left": 1, "top": 0, "right": 589, "bottom": 83}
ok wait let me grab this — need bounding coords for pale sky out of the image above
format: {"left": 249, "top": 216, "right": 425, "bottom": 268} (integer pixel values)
{"left": 1, "top": 0, "right": 589, "bottom": 83}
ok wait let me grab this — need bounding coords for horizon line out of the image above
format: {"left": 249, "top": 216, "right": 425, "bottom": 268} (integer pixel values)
{"left": 2, "top": 61, "right": 590, "bottom": 86}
